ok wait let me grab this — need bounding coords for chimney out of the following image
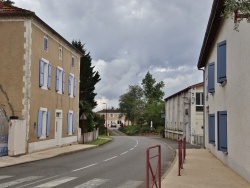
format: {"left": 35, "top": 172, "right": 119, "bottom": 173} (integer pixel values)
{"left": 0, "top": 1, "right": 3, "bottom": 10}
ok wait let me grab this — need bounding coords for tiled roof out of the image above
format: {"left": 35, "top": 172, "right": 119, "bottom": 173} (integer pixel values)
{"left": 164, "top": 82, "right": 204, "bottom": 101}
{"left": 96, "top": 109, "right": 121, "bottom": 113}
{"left": 0, "top": 2, "right": 34, "bottom": 16}
{"left": 197, "top": 0, "right": 225, "bottom": 68}
{"left": 0, "top": 1, "right": 84, "bottom": 56}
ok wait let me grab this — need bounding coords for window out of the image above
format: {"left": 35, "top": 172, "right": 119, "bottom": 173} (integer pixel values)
{"left": 59, "top": 47, "right": 63, "bottom": 60}
{"left": 109, "top": 114, "right": 114, "bottom": 118}
{"left": 44, "top": 36, "right": 48, "bottom": 51}
{"left": 208, "top": 62, "right": 215, "bottom": 93}
{"left": 37, "top": 108, "right": 50, "bottom": 139}
{"left": 71, "top": 56, "right": 75, "bottom": 67}
{"left": 67, "top": 111, "right": 75, "bottom": 135}
{"left": 39, "top": 58, "right": 51, "bottom": 90}
{"left": 196, "top": 93, "right": 204, "bottom": 111}
{"left": 68, "top": 73, "right": 76, "bottom": 98}
{"left": 56, "top": 67, "right": 65, "bottom": 94}
{"left": 117, "top": 120, "right": 122, "bottom": 124}
{"left": 218, "top": 111, "right": 227, "bottom": 152}
{"left": 217, "top": 40, "right": 227, "bottom": 84}
{"left": 208, "top": 114, "right": 215, "bottom": 144}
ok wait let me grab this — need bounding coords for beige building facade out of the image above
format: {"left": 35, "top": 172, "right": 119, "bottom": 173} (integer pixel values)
{"left": 197, "top": 0, "right": 250, "bottom": 183}
{"left": 96, "top": 109, "right": 131, "bottom": 127}
{"left": 0, "top": 3, "right": 82, "bottom": 153}
{"left": 165, "top": 83, "right": 204, "bottom": 146}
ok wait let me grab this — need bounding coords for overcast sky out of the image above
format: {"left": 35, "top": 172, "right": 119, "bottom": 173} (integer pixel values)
{"left": 15, "top": 0, "right": 213, "bottom": 111}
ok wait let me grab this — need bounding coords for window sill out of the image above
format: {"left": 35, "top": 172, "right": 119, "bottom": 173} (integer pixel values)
{"left": 219, "top": 80, "right": 227, "bottom": 87}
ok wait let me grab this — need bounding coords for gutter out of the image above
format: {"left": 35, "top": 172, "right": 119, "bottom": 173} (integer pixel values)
{"left": 198, "top": 67, "right": 206, "bottom": 149}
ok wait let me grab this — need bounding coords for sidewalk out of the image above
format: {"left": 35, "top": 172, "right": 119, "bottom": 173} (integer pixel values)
{"left": 0, "top": 144, "right": 97, "bottom": 168}
{"left": 0, "top": 143, "right": 249, "bottom": 188}
{"left": 161, "top": 149, "right": 250, "bottom": 188}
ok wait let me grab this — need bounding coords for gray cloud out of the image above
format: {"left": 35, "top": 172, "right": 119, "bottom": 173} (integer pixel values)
{"left": 15, "top": 0, "right": 213, "bottom": 111}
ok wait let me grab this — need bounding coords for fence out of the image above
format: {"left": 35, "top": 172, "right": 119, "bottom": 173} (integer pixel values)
{"left": 178, "top": 136, "right": 186, "bottom": 176}
{"left": 81, "top": 128, "right": 99, "bottom": 143}
{"left": 146, "top": 145, "right": 161, "bottom": 188}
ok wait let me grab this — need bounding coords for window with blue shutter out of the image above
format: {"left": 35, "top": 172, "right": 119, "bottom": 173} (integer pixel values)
{"left": 37, "top": 110, "right": 43, "bottom": 138}
{"left": 56, "top": 68, "right": 60, "bottom": 92}
{"left": 46, "top": 110, "right": 50, "bottom": 137}
{"left": 72, "top": 57, "right": 75, "bottom": 67}
{"left": 44, "top": 37, "right": 48, "bottom": 51}
{"left": 62, "top": 71, "right": 65, "bottom": 94}
{"left": 67, "top": 112, "right": 70, "bottom": 134}
{"left": 217, "top": 40, "right": 226, "bottom": 83}
{"left": 47, "top": 64, "right": 51, "bottom": 89}
{"left": 39, "top": 59, "right": 44, "bottom": 87}
{"left": 73, "top": 77, "right": 76, "bottom": 97}
{"left": 218, "top": 111, "right": 227, "bottom": 152}
{"left": 208, "top": 114, "right": 215, "bottom": 144}
{"left": 68, "top": 75, "right": 72, "bottom": 96}
{"left": 72, "top": 112, "right": 75, "bottom": 134}
{"left": 208, "top": 62, "right": 215, "bottom": 93}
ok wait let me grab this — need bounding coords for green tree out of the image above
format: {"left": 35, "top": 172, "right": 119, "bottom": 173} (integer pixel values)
{"left": 72, "top": 40, "right": 101, "bottom": 132}
{"left": 222, "top": 0, "right": 250, "bottom": 30}
{"left": 3, "top": 0, "right": 15, "bottom": 5}
{"left": 119, "top": 85, "right": 145, "bottom": 124}
{"left": 141, "top": 72, "right": 165, "bottom": 103}
{"left": 119, "top": 72, "right": 165, "bottom": 127}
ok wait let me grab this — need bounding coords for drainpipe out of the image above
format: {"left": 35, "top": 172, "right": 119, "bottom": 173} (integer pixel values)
{"left": 198, "top": 67, "right": 205, "bottom": 148}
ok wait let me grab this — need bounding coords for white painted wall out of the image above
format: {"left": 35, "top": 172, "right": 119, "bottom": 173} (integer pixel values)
{"left": 204, "top": 18, "right": 250, "bottom": 183}
{"left": 165, "top": 84, "right": 203, "bottom": 144}
{"left": 8, "top": 120, "right": 26, "bottom": 156}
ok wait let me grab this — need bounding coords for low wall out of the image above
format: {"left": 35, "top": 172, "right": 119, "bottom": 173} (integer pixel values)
{"left": 81, "top": 128, "right": 99, "bottom": 143}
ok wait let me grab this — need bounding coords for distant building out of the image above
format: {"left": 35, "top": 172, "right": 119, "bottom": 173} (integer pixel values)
{"left": 0, "top": 2, "right": 82, "bottom": 154}
{"left": 96, "top": 109, "right": 131, "bottom": 127}
{"left": 197, "top": 0, "right": 250, "bottom": 183}
{"left": 164, "top": 82, "right": 204, "bottom": 146}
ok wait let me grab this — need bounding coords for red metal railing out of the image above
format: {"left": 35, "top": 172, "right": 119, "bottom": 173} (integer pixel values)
{"left": 178, "top": 136, "right": 186, "bottom": 176}
{"left": 146, "top": 145, "right": 161, "bottom": 188}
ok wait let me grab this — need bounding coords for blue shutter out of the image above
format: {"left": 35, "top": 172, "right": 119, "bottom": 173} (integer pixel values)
{"left": 44, "top": 37, "right": 48, "bottom": 50}
{"left": 217, "top": 41, "right": 227, "bottom": 83}
{"left": 46, "top": 110, "right": 50, "bottom": 137}
{"left": 208, "top": 114, "right": 215, "bottom": 144}
{"left": 72, "top": 57, "right": 74, "bottom": 67}
{"left": 39, "top": 59, "right": 44, "bottom": 87}
{"left": 208, "top": 62, "right": 215, "bottom": 93}
{"left": 72, "top": 112, "right": 75, "bottom": 134}
{"left": 62, "top": 71, "right": 65, "bottom": 94}
{"left": 56, "top": 68, "right": 59, "bottom": 92}
{"left": 47, "top": 64, "right": 51, "bottom": 89}
{"left": 68, "top": 75, "right": 72, "bottom": 96}
{"left": 37, "top": 110, "right": 43, "bottom": 138}
{"left": 218, "top": 111, "right": 227, "bottom": 152}
{"left": 73, "top": 77, "right": 76, "bottom": 97}
{"left": 67, "top": 112, "right": 70, "bottom": 134}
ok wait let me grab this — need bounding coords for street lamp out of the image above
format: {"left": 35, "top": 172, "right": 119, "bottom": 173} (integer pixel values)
{"left": 103, "top": 103, "right": 108, "bottom": 135}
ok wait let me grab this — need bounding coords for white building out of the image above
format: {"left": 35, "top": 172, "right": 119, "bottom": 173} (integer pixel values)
{"left": 165, "top": 82, "right": 204, "bottom": 146}
{"left": 197, "top": 0, "right": 250, "bottom": 183}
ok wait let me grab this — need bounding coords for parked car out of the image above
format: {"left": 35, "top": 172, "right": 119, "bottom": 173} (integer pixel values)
{"left": 111, "top": 122, "right": 117, "bottom": 128}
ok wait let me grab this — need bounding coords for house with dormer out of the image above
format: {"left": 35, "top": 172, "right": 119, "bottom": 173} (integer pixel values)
{"left": 197, "top": 0, "right": 250, "bottom": 183}
{"left": 0, "top": 2, "right": 82, "bottom": 154}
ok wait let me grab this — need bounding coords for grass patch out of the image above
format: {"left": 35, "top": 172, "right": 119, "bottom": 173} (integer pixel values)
{"left": 85, "top": 136, "right": 112, "bottom": 146}
{"left": 119, "top": 125, "right": 165, "bottom": 136}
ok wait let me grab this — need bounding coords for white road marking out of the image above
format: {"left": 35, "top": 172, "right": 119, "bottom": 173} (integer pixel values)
{"left": 116, "top": 180, "right": 144, "bottom": 188}
{"left": 103, "top": 156, "right": 117, "bottom": 162}
{"left": 130, "top": 148, "right": 134, "bottom": 150}
{"left": 16, "top": 175, "right": 59, "bottom": 188}
{"left": 73, "top": 178, "right": 108, "bottom": 188}
{"left": 120, "top": 151, "right": 128, "bottom": 155}
{"left": 0, "top": 176, "right": 41, "bottom": 188}
{"left": 35, "top": 177, "right": 76, "bottom": 187}
{"left": 0, "top": 176, "right": 12, "bottom": 180}
{"left": 72, "top": 163, "right": 98, "bottom": 172}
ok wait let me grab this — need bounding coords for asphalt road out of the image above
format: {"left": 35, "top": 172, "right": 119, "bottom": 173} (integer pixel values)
{"left": 0, "top": 134, "right": 175, "bottom": 188}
